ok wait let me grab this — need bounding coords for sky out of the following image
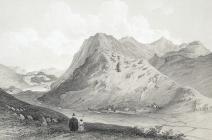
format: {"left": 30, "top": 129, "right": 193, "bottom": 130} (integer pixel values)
{"left": 0, "top": 0, "right": 211, "bottom": 71}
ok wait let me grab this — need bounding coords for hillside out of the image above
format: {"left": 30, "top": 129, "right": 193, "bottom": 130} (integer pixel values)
{"left": 39, "top": 33, "right": 211, "bottom": 113}
{"left": 1, "top": 89, "right": 188, "bottom": 140}
{"left": 119, "top": 37, "right": 154, "bottom": 60}
{"left": 0, "top": 88, "right": 68, "bottom": 127}
{"left": 149, "top": 37, "right": 182, "bottom": 57}
{"left": 150, "top": 52, "right": 212, "bottom": 98}
{"left": 0, "top": 64, "right": 29, "bottom": 89}
{"left": 159, "top": 41, "right": 211, "bottom": 58}
{"left": 0, "top": 88, "right": 70, "bottom": 139}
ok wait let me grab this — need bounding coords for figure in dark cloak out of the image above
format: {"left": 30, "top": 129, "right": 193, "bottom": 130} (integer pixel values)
{"left": 69, "top": 113, "right": 79, "bottom": 132}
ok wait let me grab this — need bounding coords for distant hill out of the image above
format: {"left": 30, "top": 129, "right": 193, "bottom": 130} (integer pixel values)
{"left": 119, "top": 36, "right": 154, "bottom": 60}
{"left": 150, "top": 53, "right": 212, "bottom": 98}
{"left": 149, "top": 37, "right": 182, "bottom": 57}
{"left": 23, "top": 71, "right": 57, "bottom": 91}
{"left": 40, "top": 68, "right": 64, "bottom": 78}
{"left": 0, "top": 65, "right": 59, "bottom": 92}
{"left": 158, "top": 41, "right": 211, "bottom": 58}
{"left": 0, "top": 64, "right": 28, "bottom": 89}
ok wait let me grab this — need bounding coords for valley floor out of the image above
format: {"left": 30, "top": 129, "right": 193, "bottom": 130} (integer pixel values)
{"left": 0, "top": 109, "right": 154, "bottom": 140}
{"left": 14, "top": 92, "right": 212, "bottom": 140}
{"left": 55, "top": 108, "right": 212, "bottom": 140}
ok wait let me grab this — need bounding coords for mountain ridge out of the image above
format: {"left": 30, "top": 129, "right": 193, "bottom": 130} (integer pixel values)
{"left": 150, "top": 52, "right": 212, "bottom": 98}
{"left": 39, "top": 33, "right": 212, "bottom": 113}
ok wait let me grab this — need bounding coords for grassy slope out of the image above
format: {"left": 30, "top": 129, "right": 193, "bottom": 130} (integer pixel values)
{"left": 150, "top": 54, "right": 212, "bottom": 98}
{"left": 0, "top": 88, "right": 69, "bottom": 129}
{"left": 0, "top": 89, "right": 70, "bottom": 139}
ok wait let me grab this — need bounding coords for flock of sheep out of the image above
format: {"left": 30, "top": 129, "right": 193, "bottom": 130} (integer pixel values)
{"left": 6, "top": 105, "right": 59, "bottom": 126}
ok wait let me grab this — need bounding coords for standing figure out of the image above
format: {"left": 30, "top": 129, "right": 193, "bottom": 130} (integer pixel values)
{"left": 69, "top": 113, "right": 78, "bottom": 132}
{"left": 78, "top": 119, "right": 85, "bottom": 132}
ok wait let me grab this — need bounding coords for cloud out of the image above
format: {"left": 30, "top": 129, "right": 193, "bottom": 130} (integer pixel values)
{"left": 44, "top": 2, "right": 87, "bottom": 37}
{"left": 43, "top": 0, "right": 174, "bottom": 42}
{"left": 0, "top": 0, "right": 178, "bottom": 71}
{"left": 0, "top": 29, "right": 73, "bottom": 71}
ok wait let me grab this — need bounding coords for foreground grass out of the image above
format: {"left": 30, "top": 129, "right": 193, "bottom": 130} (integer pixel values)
{"left": 17, "top": 122, "right": 185, "bottom": 140}
{"left": 0, "top": 106, "right": 185, "bottom": 140}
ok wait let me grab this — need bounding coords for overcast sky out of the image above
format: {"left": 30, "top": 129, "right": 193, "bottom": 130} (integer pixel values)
{"left": 0, "top": 0, "right": 211, "bottom": 71}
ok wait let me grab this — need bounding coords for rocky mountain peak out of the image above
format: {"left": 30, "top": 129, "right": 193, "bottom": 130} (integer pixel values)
{"left": 188, "top": 41, "right": 203, "bottom": 46}
{"left": 120, "top": 36, "right": 139, "bottom": 44}
{"left": 38, "top": 33, "right": 209, "bottom": 113}
{"left": 152, "top": 36, "right": 174, "bottom": 46}
{"left": 150, "top": 37, "right": 179, "bottom": 56}
{"left": 179, "top": 41, "right": 211, "bottom": 57}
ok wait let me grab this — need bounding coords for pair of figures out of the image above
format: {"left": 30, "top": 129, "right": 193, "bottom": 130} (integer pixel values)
{"left": 69, "top": 113, "right": 84, "bottom": 132}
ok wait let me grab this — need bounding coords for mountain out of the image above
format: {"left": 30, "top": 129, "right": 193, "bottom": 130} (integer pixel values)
{"left": 119, "top": 37, "right": 154, "bottom": 60}
{"left": 150, "top": 37, "right": 183, "bottom": 57}
{"left": 10, "top": 66, "right": 27, "bottom": 75}
{"left": 5, "top": 86, "right": 23, "bottom": 94}
{"left": 40, "top": 68, "right": 64, "bottom": 78}
{"left": 163, "top": 41, "right": 211, "bottom": 58}
{"left": 121, "top": 37, "right": 210, "bottom": 59}
{"left": 0, "top": 64, "right": 58, "bottom": 92}
{"left": 0, "top": 64, "right": 28, "bottom": 89}
{"left": 39, "top": 33, "right": 211, "bottom": 113}
{"left": 150, "top": 51, "right": 212, "bottom": 98}
{"left": 23, "top": 71, "right": 57, "bottom": 91}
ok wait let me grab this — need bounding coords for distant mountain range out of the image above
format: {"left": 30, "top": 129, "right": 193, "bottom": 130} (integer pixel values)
{"left": 150, "top": 37, "right": 182, "bottom": 57}
{"left": 123, "top": 36, "right": 212, "bottom": 98}
{"left": 39, "top": 33, "right": 212, "bottom": 113}
{"left": 0, "top": 65, "right": 62, "bottom": 93}
{"left": 119, "top": 37, "right": 154, "bottom": 60}
{"left": 0, "top": 64, "right": 28, "bottom": 89}
{"left": 150, "top": 50, "right": 212, "bottom": 98}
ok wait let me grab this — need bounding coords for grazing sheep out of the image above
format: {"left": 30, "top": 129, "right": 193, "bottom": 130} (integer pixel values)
{"left": 27, "top": 115, "right": 33, "bottom": 120}
{"left": 46, "top": 117, "right": 51, "bottom": 123}
{"left": 42, "top": 117, "right": 48, "bottom": 126}
{"left": 152, "top": 103, "right": 160, "bottom": 110}
{"left": 52, "top": 118, "right": 58, "bottom": 123}
{"left": 19, "top": 114, "right": 25, "bottom": 120}
{"left": 11, "top": 107, "right": 15, "bottom": 111}
{"left": 124, "top": 108, "right": 130, "bottom": 111}
{"left": 6, "top": 105, "right": 10, "bottom": 109}
{"left": 13, "top": 113, "right": 18, "bottom": 116}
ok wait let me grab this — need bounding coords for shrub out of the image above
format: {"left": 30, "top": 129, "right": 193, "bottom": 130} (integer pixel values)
{"left": 145, "top": 127, "right": 158, "bottom": 137}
